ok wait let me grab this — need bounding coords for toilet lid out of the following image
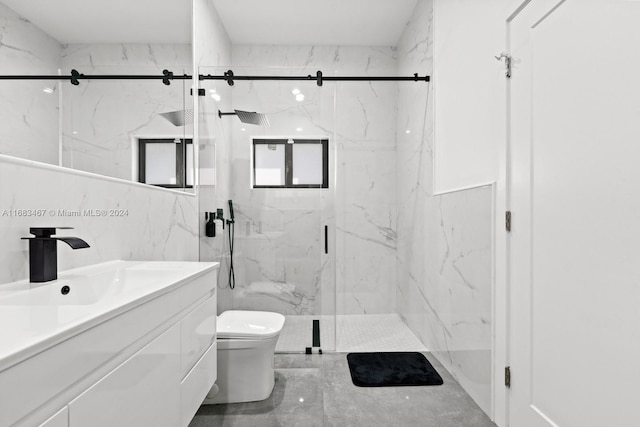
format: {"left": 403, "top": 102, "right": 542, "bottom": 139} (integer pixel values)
{"left": 217, "top": 310, "right": 286, "bottom": 339}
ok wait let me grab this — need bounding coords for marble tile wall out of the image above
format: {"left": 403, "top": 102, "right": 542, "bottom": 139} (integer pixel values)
{"left": 59, "top": 43, "right": 192, "bottom": 180}
{"left": 0, "top": 2, "right": 60, "bottom": 165}
{"left": 395, "top": 0, "right": 493, "bottom": 415}
{"left": 222, "top": 195, "right": 326, "bottom": 316}
{"left": 225, "top": 46, "right": 399, "bottom": 316}
{"left": 0, "top": 2, "right": 193, "bottom": 182}
{"left": 193, "top": 0, "right": 233, "bottom": 309}
{"left": 0, "top": 3, "right": 199, "bottom": 287}
{"left": 201, "top": 64, "right": 335, "bottom": 316}
{"left": 0, "top": 155, "right": 199, "bottom": 286}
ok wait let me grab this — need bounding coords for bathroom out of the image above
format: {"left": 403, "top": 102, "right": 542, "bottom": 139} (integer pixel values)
{"left": 0, "top": 0, "right": 638, "bottom": 426}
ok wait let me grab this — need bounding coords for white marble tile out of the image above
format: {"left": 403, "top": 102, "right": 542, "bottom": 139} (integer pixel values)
{"left": 193, "top": 0, "right": 234, "bottom": 315}
{"left": 336, "top": 314, "right": 427, "bottom": 353}
{"left": 0, "top": 155, "right": 199, "bottom": 285}
{"left": 0, "top": 2, "right": 60, "bottom": 166}
{"left": 274, "top": 314, "right": 425, "bottom": 353}
{"left": 207, "top": 45, "right": 400, "bottom": 316}
{"left": 59, "top": 43, "right": 193, "bottom": 180}
{"left": 394, "top": 0, "right": 492, "bottom": 416}
{"left": 193, "top": 0, "right": 231, "bottom": 68}
{"left": 1, "top": 2, "right": 194, "bottom": 181}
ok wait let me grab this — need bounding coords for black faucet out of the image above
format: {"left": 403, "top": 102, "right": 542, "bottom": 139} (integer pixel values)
{"left": 21, "top": 227, "right": 90, "bottom": 283}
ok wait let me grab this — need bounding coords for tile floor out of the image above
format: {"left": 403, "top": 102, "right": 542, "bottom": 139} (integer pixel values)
{"left": 189, "top": 352, "right": 497, "bottom": 427}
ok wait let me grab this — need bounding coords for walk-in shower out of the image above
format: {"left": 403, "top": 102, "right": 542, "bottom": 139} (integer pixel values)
{"left": 195, "top": 64, "right": 431, "bottom": 355}
{"left": 200, "top": 66, "right": 337, "bottom": 353}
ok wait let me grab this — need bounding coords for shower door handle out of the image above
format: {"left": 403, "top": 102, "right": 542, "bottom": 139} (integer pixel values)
{"left": 324, "top": 225, "right": 328, "bottom": 254}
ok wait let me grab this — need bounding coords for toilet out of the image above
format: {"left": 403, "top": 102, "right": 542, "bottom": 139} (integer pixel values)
{"left": 204, "top": 310, "right": 285, "bottom": 404}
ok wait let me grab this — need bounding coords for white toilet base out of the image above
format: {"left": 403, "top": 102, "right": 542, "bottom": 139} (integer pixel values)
{"left": 204, "top": 336, "right": 278, "bottom": 404}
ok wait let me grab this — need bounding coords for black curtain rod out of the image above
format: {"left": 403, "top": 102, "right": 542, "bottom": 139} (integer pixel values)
{"left": 0, "top": 70, "right": 188, "bottom": 85}
{"left": 201, "top": 70, "right": 429, "bottom": 86}
{"left": 0, "top": 69, "right": 429, "bottom": 86}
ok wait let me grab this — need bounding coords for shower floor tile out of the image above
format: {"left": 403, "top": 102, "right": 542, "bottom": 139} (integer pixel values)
{"left": 275, "top": 314, "right": 426, "bottom": 353}
{"left": 335, "top": 314, "right": 427, "bottom": 353}
{"left": 276, "top": 315, "right": 335, "bottom": 353}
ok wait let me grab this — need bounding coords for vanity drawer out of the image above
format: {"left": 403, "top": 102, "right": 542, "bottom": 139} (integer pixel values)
{"left": 69, "top": 323, "right": 181, "bottom": 427}
{"left": 180, "top": 341, "right": 217, "bottom": 427}
{"left": 180, "top": 292, "right": 217, "bottom": 378}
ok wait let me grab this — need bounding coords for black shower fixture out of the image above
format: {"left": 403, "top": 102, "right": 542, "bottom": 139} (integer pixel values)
{"left": 159, "top": 109, "right": 194, "bottom": 126}
{"left": 218, "top": 109, "right": 270, "bottom": 127}
{"left": 0, "top": 69, "right": 429, "bottom": 88}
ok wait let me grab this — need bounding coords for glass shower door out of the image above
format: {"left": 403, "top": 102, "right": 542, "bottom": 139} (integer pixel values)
{"left": 197, "top": 65, "right": 336, "bottom": 353}
{"left": 231, "top": 197, "right": 331, "bottom": 353}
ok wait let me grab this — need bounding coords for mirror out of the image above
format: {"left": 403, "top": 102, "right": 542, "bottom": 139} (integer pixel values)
{"left": 0, "top": 0, "right": 194, "bottom": 191}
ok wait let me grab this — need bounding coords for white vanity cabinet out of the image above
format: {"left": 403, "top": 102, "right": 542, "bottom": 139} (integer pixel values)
{"left": 179, "top": 294, "right": 218, "bottom": 427}
{"left": 69, "top": 323, "right": 182, "bottom": 427}
{"left": 0, "top": 261, "right": 218, "bottom": 427}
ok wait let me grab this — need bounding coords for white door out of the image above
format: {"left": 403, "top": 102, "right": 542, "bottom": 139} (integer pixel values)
{"left": 508, "top": 1, "right": 640, "bottom": 426}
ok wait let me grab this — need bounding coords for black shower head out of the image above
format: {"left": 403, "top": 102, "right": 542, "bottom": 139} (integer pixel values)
{"left": 218, "top": 109, "right": 270, "bottom": 127}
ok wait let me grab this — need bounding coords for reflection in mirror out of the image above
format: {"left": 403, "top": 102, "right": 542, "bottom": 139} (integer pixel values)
{"left": 0, "top": 1, "right": 194, "bottom": 192}
{"left": 138, "top": 138, "right": 194, "bottom": 189}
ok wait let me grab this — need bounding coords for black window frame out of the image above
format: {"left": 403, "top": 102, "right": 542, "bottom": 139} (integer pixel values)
{"left": 252, "top": 138, "right": 329, "bottom": 189}
{"left": 138, "top": 138, "right": 193, "bottom": 189}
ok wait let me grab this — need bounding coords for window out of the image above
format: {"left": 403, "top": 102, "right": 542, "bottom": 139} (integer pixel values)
{"left": 253, "top": 138, "right": 328, "bottom": 188}
{"left": 138, "top": 138, "right": 193, "bottom": 188}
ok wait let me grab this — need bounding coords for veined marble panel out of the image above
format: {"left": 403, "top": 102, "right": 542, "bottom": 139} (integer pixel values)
{"left": 59, "top": 43, "right": 192, "bottom": 181}
{"left": 231, "top": 45, "right": 397, "bottom": 73}
{"left": 395, "top": 0, "right": 493, "bottom": 416}
{"left": 0, "top": 2, "right": 60, "bottom": 165}
{"left": 226, "top": 46, "right": 399, "bottom": 316}
{"left": 336, "top": 144, "right": 397, "bottom": 314}
{"left": 0, "top": 155, "right": 199, "bottom": 285}
{"left": 229, "top": 203, "right": 323, "bottom": 315}
{"left": 193, "top": 0, "right": 234, "bottom": 313}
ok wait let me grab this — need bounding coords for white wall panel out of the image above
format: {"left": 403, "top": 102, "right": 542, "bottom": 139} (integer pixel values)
{"left": 433, "top": 0, "right": 506, "bottom": 193}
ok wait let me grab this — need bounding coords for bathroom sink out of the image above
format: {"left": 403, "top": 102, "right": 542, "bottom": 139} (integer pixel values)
{"left": 0, "top": 260, "right": 218, "bottom": 370}
{"left": 0, "top": 278, "right": 108, "bottom": 306}
{"left": 0, "top": 261, "right": 188, "bottom": 306}
{"left": 0, "top": 259, "right": 219, "bottom": 427}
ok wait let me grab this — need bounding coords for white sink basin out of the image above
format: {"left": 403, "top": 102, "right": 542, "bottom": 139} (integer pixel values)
{"left": 0, "top": 263, "right": 187, "bottom": 306}
{"left": 0, "top": 260, "right": 218, "bottom": 370}
{"left": 0, "top": 279, "right": 109, "bottom": 306}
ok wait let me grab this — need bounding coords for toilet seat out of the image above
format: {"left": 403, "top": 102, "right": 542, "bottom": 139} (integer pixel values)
{"left": 217, "top": 310, "right": 285, "bottom": 340}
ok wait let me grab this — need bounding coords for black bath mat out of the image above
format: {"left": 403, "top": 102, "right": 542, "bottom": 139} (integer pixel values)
{"left": 346, "top": 352, "right": 443, "bottom": 387}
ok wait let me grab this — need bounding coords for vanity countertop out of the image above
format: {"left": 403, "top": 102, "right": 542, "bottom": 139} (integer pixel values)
{"left": 0, "top": 260, "right": 219, "bottom": 371}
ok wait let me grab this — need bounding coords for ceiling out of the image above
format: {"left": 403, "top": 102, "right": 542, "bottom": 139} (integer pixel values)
{"left": 1, "top": 0, "right": 418, "bottom": 46}
{"left": 1, "top": 0, "right": 192, "bottom": 44}
{"left": 211, "top": 0, "right": 419, "bottom": 46}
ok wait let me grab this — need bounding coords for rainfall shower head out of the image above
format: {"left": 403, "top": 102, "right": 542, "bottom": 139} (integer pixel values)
{"left": 218, "top": 109, "right": 270, "bottom": 127}
{"left": 159, "top": 109, "right": 194, "bottom": 127}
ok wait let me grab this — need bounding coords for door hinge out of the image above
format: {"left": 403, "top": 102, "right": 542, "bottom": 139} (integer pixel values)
{"left": 495, "top": 52, "right": 512, "bottom": 78}
{"left": 505, "top": 366, "right": 511, "bottom": 388}
{"left": 505, "top": 211, "right": 511, "bottom": 232}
